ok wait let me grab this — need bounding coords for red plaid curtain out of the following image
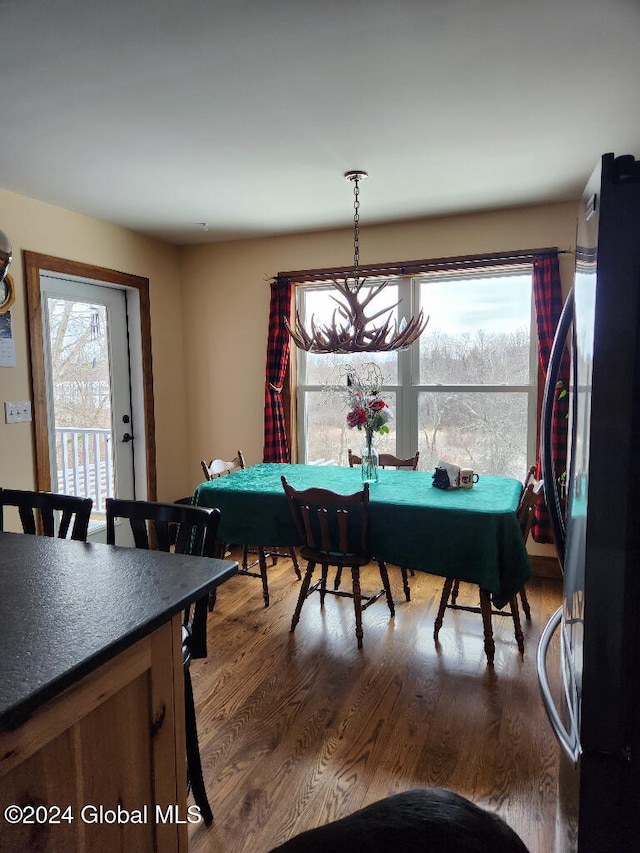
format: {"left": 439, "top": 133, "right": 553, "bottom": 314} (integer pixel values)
{"left": 532, "top": 254, "right": 570, "bottom": 542}
{"left": 263, "top": 277, "right": 292, "bottom": 463}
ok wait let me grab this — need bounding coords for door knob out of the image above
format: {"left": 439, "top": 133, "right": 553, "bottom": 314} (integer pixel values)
{"left": 122, "top": 432, "right": 134, "bottom": 443}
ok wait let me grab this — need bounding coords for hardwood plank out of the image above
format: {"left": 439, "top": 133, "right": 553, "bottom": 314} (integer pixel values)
{"left": 188, "top": 551, "right": 563, "bottom": 852}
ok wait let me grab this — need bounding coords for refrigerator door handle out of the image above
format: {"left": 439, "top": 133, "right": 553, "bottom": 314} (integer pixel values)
{"left": 537, "top": 605, "right": 581, "bottom": 765}
{"left": 540, "top": 288, "right": 574, "bottom": 568}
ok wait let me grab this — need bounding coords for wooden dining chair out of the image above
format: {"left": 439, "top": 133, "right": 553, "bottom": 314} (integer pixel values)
{"left": 447, "top": 467, "right": 541, "bottom": 620}
{"left": 200, "top": 449, "right": 247, "bottom": 481}
{"left": 348, "top": 449, "right": 420, "bottom": 471}
{"left": 106, "top": 497, "right": 222, "bottom": 826}
{"left": 433, "top": 473, "right": 542, "bottom": 665}
{"left": 200, "top": 450, "right": 300, "bottom": 607}
{"left": 281, "top": 476, "right": 395, "bottom": 649}
{"left": 346, "top": 449, "right": 420, "bottom": 601}
{"left": 0, "top": 487, "right": 93, "bottom": 541}
{"left": 512, "top": 468, "right": 543, "bottom": 619}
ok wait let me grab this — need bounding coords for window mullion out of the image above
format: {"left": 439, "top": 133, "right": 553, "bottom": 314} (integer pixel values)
{"left": 394, "top": 277, "right": 412, "bottom": 458}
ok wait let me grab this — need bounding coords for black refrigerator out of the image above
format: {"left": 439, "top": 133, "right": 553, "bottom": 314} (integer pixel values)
{"left": 537, "top": 152, "right": 640, "bottom": 852}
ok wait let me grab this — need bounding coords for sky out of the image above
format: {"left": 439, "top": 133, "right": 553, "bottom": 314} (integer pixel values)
{"left": 421, "top": 275, "right": 532, "bottom": 336}
{"left": 302, "top": 274, "right": 532, "bottom": 339}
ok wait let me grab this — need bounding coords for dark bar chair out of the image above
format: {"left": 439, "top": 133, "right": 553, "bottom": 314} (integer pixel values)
{"left": 0, "top": 487, "right": 93, "bottom": 541}
{"left": 106, "top": 497, "right": 222, "bottom": 825}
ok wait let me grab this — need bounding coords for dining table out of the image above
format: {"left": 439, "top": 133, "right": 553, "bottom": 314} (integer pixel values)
{"left": 194, "top": 463, "right": 531, "bottom": 609}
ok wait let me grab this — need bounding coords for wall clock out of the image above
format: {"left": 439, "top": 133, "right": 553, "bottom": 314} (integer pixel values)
{"left": 0, "top": 274, "right": 15, "bottom": 314}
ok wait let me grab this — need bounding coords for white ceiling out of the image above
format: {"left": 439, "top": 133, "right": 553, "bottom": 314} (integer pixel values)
{"left": 2, "top": 0, "right": 640, "bottom": 245}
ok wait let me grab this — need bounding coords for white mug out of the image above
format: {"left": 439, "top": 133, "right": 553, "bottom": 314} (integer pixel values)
{"left": 460, "top": 468, "right": 479, "bottom": 489}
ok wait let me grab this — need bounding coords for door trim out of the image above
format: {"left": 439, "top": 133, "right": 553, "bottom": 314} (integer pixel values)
{"left": 23, "top": 252, "right": 157, "bottom": 501}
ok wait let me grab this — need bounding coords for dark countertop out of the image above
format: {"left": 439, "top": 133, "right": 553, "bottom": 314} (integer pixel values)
{"left": 0, "top": 532, "right": 237, "bottom": 730}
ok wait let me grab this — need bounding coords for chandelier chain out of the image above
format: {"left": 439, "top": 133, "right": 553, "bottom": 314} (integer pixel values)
{"left": 353, "top": 176, "right": 360, "bottom": 275}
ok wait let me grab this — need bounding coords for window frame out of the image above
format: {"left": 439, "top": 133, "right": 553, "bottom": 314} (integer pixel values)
{"left": 287, "top": 255, "right": 542, "bottom": 473}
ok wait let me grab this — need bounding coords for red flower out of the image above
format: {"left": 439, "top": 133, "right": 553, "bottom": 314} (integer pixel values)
{"left": 347, "top": 407, "right": 367, "bottom": 428}
{"left": 368, "top": 398, "right": 387, "bottom": 412}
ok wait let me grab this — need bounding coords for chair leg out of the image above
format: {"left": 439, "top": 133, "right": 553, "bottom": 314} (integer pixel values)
{"left": 290, "top": 561, "right": 315, "bottom": 633}
{"left": 509, "top": 597, "right": 525, "bottom": 653}
{"left": 334, "top": 566, "right": 343, "bottom": 590}
{"left": 451, "top": 579, "right": 461, "bottom": 604}
{"left": 519, "top": 585, "right": 531, "bottom": 620}
{"left": 257, "top": 547, "right": 270, "bottom": 608}
{"left": 242, "top": 544, "right": 264, "bottom": 571}
{"left": 399, "top": 566, "right": 411, "bottom": 602}
{"left": 433, "top": 577, "right": 455, "bottom": 639}
{"left": 320, "top": 563, "right": 329, "bottom": 606}
{"left": 350, "top": 565, "right": 364, "bottom": 649}
{"left": 479, "top": 588, "right": 496, "bottom": 666}
{"left": 378, "top": 561, "right": 395, "bottom": 617}
{"left": 289, "top": 546, "right": 302, "bottom": 580}
{"left": 184, "top": 666, "right": 213, "bottom": 825}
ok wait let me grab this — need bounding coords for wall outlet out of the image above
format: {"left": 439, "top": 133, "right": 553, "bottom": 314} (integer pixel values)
{"left": 4, "top": 401, "right": 32, "bottom": 424}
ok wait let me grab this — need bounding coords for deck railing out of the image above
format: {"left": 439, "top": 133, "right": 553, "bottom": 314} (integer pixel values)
{"left": 55, "top": 427, "right": 114, "bottom": 514}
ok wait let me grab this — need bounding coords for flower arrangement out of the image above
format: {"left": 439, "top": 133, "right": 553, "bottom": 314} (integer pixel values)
{"left": 342, "top": 363, "right": 392, "bottom": 439}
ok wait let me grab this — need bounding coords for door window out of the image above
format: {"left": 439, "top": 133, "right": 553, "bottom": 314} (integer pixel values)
{"left": 41, "top": 276, "right": 135, "bottom": 536}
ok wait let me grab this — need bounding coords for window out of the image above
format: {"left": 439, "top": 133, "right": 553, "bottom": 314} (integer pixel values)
{"left": 295, "top": 265, "right": 536, "bottom": 479}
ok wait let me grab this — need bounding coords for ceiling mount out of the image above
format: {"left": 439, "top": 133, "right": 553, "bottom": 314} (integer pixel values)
{"left": 344, "top": 170, "right": 368, "bottom": 184}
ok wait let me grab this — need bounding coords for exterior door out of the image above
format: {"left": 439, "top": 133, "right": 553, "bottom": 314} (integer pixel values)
{"left": 40, "top": 275, "right": 136, "bottom": 542}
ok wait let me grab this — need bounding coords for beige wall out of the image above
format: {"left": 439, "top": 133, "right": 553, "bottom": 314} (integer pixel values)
{"left": 180, "top": 200, "right": 578, "bottom": 489}
{"left": 0, "top": 190, "right": 579, "bottom": 538}
{"left": 0, "top": 189, "right": 188, "bottom": 508}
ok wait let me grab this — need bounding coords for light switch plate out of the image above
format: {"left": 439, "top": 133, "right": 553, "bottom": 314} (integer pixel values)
{"left": 4, "top": 401, "right": 32, "bottom": 423}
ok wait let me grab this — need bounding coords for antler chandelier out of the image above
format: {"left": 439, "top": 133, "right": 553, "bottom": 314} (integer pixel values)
{"left": 285, "top": 171, "right": 428, "bottom": 354}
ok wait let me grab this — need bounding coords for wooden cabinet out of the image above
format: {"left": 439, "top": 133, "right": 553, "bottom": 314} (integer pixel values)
{"left": 0, "top": 615, "right": 189, "bottom": 853}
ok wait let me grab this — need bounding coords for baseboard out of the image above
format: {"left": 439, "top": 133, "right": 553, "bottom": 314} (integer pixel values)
{"left": 530, "top": 554, "right": 562, "bottom": 579}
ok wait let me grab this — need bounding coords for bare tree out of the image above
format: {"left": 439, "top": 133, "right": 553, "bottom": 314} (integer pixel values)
{"left": 47, "top": 300, "right": 111, "bottom": 429}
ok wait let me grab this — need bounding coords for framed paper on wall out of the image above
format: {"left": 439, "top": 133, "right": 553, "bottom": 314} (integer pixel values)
{"left": 0, "top": 309, "right": 16, "bottom": 367}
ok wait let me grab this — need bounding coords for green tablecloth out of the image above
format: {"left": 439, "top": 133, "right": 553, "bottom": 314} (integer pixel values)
{"left": 194, "top": 463, "right": 531, "bottom": 608}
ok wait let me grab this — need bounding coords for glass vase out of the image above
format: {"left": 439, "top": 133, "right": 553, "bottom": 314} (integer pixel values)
{"left": 361, "top": 430, "right": 379, "bottom": 484}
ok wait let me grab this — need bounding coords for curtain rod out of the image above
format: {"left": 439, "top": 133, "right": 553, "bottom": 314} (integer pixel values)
{"left": 275, "top": 246, "right": 569, "bottom": 284}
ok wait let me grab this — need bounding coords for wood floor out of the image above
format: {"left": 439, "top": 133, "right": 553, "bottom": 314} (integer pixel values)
{"left": 188, "top": 549, "right": 564, "bottom": 853}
